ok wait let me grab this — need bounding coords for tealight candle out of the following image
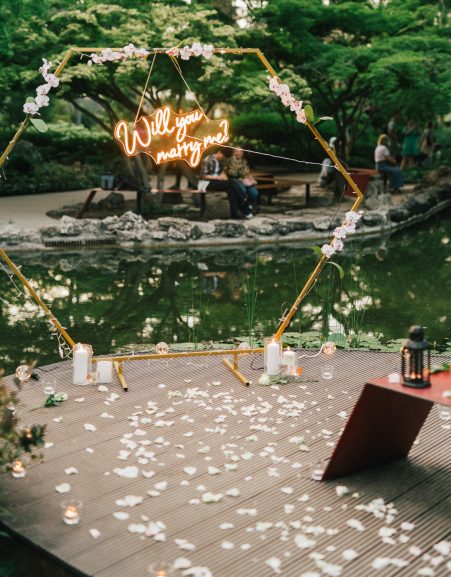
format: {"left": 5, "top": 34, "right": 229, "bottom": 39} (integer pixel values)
{"left": 62, "top": 501, "right": 81, "bottom": 525}
{"left": 96, "top": 361, "right": 113, "bottom": 384}
{"left": 11, "top": 460, "right": 26, "bottom": 478}
{"left": 73, "top": 343, "right": 92, "bottom": 385}
{"left": 281, "top": 347, "right": 296, "bottom": 375}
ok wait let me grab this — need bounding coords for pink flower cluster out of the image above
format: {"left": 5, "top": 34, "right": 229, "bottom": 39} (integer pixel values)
{"left": 166, "top": 42, "right": 214, "bottom": 61}
{"left": 87, "top": 44, "right": 149, "bottom": 66}
{"left": 22, "top": 59, "right": 60, "bottom": 115}
{"left": 268, "top": 76, "right": 306, "bottom": 124}
{"left": 321, "top": 210, "right": 364, "bottom": 258}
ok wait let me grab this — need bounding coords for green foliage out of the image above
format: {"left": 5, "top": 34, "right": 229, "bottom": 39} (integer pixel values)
{"left": 0, "top": 369, "right": 46, "bottom": 471}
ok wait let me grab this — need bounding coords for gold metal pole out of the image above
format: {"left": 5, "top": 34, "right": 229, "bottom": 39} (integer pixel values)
{"left": 222, "top": 357, "right": 250, "bottom": 387}
{"left": 99, "top": 347, "right": 264, "bottom": 363}
{"left": 113, "top": 361, "right": 128, "bottom": 392}
{"left": 0, "top": 248, "right": 75, "bottom": 348}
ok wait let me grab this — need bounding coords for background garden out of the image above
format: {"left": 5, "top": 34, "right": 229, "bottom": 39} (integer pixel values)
{"left": 0, "top": 0, "right": 450, "bottom": 198}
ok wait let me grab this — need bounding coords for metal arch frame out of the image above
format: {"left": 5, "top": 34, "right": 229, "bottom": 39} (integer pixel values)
{"left": 0, "top": 45, "right": 364, "bottom": 388}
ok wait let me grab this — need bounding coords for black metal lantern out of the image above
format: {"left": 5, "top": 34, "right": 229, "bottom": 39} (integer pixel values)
{"left": 401, "top": 325, "right": 431, "bottom": 388}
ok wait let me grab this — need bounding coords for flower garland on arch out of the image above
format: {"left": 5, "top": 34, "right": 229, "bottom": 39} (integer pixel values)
{"left": 321, "top": 210, "right": 363, "bottom": 258}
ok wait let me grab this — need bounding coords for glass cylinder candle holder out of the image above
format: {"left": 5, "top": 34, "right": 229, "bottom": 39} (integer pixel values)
{"left": 11, "top": 459, "right": 26, "bottom": 478}
{"left": 42, "top": 378, "right": 56, "bottom": 396}
{"left": 62, "top": 500, "right": 82, "bottom": 525}
{"left": 321, "top": 363, "right": 334, "bottom": 380}
{"left": 310, "top": 458, "right": 328, "bottom": 481}
{"left": 95, "top": 360, "right": 113, "bottom": 384}
{"left": 280, "top": 346, "right": 296, "bottom": 376}
{"left": 264, "top": 337, "right": 281, "bottom": 376}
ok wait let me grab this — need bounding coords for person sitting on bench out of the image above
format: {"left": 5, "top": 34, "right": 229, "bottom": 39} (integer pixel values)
{"left": 374, "top": 134, "right": 404, "bottom": 193}
{"left": 225, "top": 147, "right": 260, "bottom": 210}
{"left": 200, "top": 149, "right": 253, "bottom": 219}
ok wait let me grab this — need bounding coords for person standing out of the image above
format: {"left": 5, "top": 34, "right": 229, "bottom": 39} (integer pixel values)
{"left": 200, "top": 149, "right": 252, "bottom": 219}
{"left": 375, "top": 134, "right": 404, "bottom": 193}
{"left": 401, "top": 119, "right": 420, "bottom": 169}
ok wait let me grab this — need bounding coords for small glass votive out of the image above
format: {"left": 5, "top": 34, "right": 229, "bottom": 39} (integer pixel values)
{"left": 321, "top": 363, "right": 334, "bottom": 380}
{"left": 86, "top": 371, "right": 100, "bottom": 386}
{"left": 11, "top": 459, "right": 26, "bottom": 478}
{"left": 62, "top": 500, "right": 82, "bottom": 525}
{"left": 42, "top": 379, "right": 56, "bottom": 396}
{"left": 15, "top": 364, "right": 31, "bottom": 383}
{"left": 437, "top": 406, "right": 450, "bottom": 421}
{"left": 310, "top": 458, "right": 328, "bottom": 481}
{"left": 147, "top": 562, "right": 171, "bottom": 577}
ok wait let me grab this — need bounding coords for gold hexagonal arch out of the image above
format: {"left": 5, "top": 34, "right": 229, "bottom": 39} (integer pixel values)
{"left": 0, "top": 46, "right": 364, "bottom": 387}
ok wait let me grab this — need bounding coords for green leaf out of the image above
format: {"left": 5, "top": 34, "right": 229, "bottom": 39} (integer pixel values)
{"left": 304, "top": 104, "right": 314, "bottom": 123}
{"left": 25, "top": 96, "right": 35, "bottom": 103}
{"left": 314, "top": 116, "right": 334, "bottom": 125}
{"left": 326, "top": 260, "right": 345, "bottom": 279}
{"left": 430, "top": 363, "right": 450, "bottom": 374}
{"left": 328, "top": 332, "right": 347, "bottom": 347}
{"left": 30, "top": 117, "right": 48, "bottom": 132}
{"left": 44, "top": 394, "right": 58, "bottom": 408}
{"left": 310, "top": 245, "right": 323, "bottom": 259}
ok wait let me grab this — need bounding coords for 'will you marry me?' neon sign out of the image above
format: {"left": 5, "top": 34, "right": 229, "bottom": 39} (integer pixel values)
{"left": 114, "top": 106, "right": 230, "bottom": 167}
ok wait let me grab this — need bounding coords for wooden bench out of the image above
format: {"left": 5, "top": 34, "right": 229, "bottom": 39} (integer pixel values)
{"left": 252, "top": 172, "right": 314, "bottom": 206}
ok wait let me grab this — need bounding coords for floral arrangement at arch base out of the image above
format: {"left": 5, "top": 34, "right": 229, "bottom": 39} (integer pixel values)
{"left": 0, "top": 368, "right": 46, "bottom": 471}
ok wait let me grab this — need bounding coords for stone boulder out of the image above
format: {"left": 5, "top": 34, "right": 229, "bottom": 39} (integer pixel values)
{"left": 210, "top": 219, "right": 246, "bottom": 238}
{"left": 404, "top": 192, "right": 434, "bottom": 215}
{"left": 157, "top": 217, "right": 202, "bottom": 240}
{"left": 278, "top": 217, "right": 313, "bottom": 235}
{"left": 388, "top": 207, "right": 409, "bottom": 223}
{"left": 245, "top": 217, "right": 279, "bottom": 237}
{"left": 97, "top": 192, "right": 125, "bottom": 210}
{"left": 59, "top": 215, "right": 83, "bottom": 236}
{"left": 0, "top": 224, "right": 22, "bottom": 245}
{"left": 362, "top": 211, "right": 388, "bottom": 227}
{"left": 312, "top": 216, "right": 341, "bottom": 231}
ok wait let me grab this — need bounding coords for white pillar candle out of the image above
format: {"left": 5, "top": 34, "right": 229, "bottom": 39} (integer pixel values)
{"left": 266, "top": 338, "right": 280, "bottom": 376}
{"left": 96, "top": 360, "right": 113, "bottom": 384}
{"left": 282, "top": 347, "right": 296, "bottom": 375}
{"left": 73, "top": 343, "right": 91, "bottom": 385}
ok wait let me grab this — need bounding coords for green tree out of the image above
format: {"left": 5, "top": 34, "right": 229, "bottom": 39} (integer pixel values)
{"left": 248, "top": 0, "right": 451, "bottom": 160}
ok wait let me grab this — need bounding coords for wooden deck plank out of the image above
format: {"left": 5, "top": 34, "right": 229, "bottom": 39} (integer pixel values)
{"left": 1, "top": 351, "right": 449, "bottom": 577}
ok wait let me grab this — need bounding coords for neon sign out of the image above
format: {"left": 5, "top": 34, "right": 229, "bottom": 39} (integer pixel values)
{"left": 114, "top": 106, "right": 230, "bottom": 168}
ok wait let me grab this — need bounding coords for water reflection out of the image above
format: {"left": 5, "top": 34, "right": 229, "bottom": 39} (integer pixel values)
{"left": 0, "top": 209, "right": 450, "bottom": 373}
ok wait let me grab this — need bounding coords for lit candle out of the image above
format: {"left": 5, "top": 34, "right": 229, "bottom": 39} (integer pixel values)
{"left": 266, "top": 338, "right": 280, "bottom": 376}
{"left": 73, "top": 343, "right": 91, "bottom": 385}
{"left": 282, "top": 347, "right": 296, "bottom": 375}
{"left": 11, "top": 460, "right": 26, "bottom": 478}
{"left": 62, "top": 502, "right": 81, "bottom": 525}
{"left": 96, "top": 361, "right": 113, "bottom": 384}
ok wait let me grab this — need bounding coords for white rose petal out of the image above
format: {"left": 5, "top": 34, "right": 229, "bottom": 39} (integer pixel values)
{"left": 64, "top": 467, "right": 78, "bottom": 475}
{"left": 89, "top": 528, "right": 101, "bottom": 539}
{"left": 265, "top": 557, "right": 282, "bottom": 574}
{"left": 113, "top": 511, "right": 130, "bottom": 520}
{"left": 342, "top": 549, "right": 358, "bottom": 561}
{"left": 295, "top": 534, "right": 317, "bottom": 549}
{"left": 55, "top": 483, "right": 71, "bottom": 494}
{"left": 173, "top": 558, "right": 191, "bottom": 570}
{"left": 347, "top": 518, "right": 365, "bottom": 531}
{"left": 221, "top": 541, "right": 234, "bottom": 550}
{"left": 84, "top": 423, "right": 96, "bottom": 432}
{"left": 336, "top": 485, "right": 350, "bottom": 497}
{"left": 113, "top": 466, "right": 139, "bottom": 478}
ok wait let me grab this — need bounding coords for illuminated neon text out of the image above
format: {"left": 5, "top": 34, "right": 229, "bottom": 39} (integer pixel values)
{"left": 114, "top": 106, "right": 230, "bottom": 167}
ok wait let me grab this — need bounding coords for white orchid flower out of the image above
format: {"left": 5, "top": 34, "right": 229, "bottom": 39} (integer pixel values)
{"left": 180, "top": 46, "right": 192, "bottom": 60}
{"left": 23, "top": 101, "right": 39, "bottom": 115}
{"left": 123, "top": 43, "right": 135, "bottom": 57}
{"left": 202, "top": 44, "right": 214, "bottom": 59}
{"left": 268, "top": 76, "right": 279, "bottom": 92}
{"left": 333, "top": 238, "right": 344, "bottom": 251}
{"left": 44, "top": 74, "right": 59, "bottom": 88}
{"left": 290, "top": 100, "right": 303, "bottom": 113}
{"left": 333, "top": 226, "right": 346, "bottom": 239}
{"left": 39, "top": 58, "right": 52, "bottom": 75}
{"left": 35, "top": 94, "right": 49, "bottom": 107}
{"left": 36, "top": 83, "right": 51, "bottom": 95}
{"left": 296, "top": 110, "right": 307, "bottom": 124}
{"left": 191, "top": 42, "right": 203, "bottom": 57}
{"left": 321, "top": 244, "right": 336, "bottom": 258}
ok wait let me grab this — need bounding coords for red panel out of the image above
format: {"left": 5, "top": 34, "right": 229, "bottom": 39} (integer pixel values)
{"left": 322, "top": 384, "right": 433, "bottom": 480}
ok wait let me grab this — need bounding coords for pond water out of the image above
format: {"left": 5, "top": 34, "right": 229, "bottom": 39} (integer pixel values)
{"left": 1, "top": 208, "right": 450, "bottom": 374}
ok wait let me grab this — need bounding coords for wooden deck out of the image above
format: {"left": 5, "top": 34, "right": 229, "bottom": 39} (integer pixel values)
{"left": 1, "top": 350, "right": 450, "bottom": 577}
